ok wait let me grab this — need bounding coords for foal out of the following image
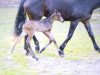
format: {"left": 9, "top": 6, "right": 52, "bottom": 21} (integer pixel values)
{"left": 11, "top": 11, "right": 64, "bottom": 60}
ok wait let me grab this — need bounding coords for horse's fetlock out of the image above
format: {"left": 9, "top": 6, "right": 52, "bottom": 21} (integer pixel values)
{"left": 60, "top": 46, "right": 64, "bottom": 50}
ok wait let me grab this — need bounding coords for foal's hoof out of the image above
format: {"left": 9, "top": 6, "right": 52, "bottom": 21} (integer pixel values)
{"left": 35, "top": 45, "right": 40, "bottom": 53}
{"left": 58, "top": 50, "right": 64, "bottom": 57}
{"left": 33, "top": 56, "right": 39, "bottom": 61}
{"left": 39, "top": 50, "right": 43, "bottom": 54}
{"left": 39, "top": 48, "right": 45, "bottom": 53}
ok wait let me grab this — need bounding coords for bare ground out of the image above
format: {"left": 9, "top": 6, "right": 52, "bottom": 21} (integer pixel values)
{"left": 1, "top": 51, "right": 100, "bottom": 75}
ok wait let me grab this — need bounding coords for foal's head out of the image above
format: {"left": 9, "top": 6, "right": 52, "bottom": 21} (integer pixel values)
{"left": 50, "top": 10, "right": 64, "bottom": 22}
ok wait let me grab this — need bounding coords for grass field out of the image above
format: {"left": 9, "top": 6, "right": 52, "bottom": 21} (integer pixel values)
{"left": 0, "top": 8, "right": 100, "bottom": 75}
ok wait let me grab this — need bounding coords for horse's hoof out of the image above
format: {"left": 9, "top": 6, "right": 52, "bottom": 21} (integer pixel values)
{"left": 35, "top": 45, "right": 40, "bottom": 53}
{"left": 58, "top": 50, "right": 64, "bottom": 57}
{"left": 33, "top": 56, "right": 39, "bottom": 61}
{"left": 95, "top": 47, "right": 100, "bottom": 53}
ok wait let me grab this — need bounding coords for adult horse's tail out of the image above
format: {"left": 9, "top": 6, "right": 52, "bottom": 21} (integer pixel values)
{"left": 13, "top": 0, "right": 26, "bottom": 37}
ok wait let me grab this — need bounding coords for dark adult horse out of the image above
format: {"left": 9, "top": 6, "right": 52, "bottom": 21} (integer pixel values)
{"left": 14, "top": 0, "right": 100, "bottom": 56}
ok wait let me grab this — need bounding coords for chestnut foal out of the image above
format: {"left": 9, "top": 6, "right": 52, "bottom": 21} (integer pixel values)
{"left": 11, "top": 11, "right": 64, "bottom": 60}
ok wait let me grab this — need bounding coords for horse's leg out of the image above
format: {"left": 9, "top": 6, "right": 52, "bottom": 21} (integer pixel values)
{"left": 24, "top": 34, "right": 40, "bottom": 55}
{"left": 11, "top": 38, "right": 19, "bottom": 55}
{"left": 40, "top": 40, "right": 52, "bottom": 53}
{"left": 40, "top": 31, "right": 52, "bottom": 53}
{"left": 59, "top": 20, "right": 79, "bottom": 57}
{"left": 49, "top": 32, "right": 59, "bottom": 49}
{"left": 24, "top": 35, "right": 30, "bottom": 55}
{"left": 33, "top": 35, "right": 40, "bottom": 53}
{"left": 11, "top": 30, "right": 27, "bottom": 55}
{"left": 26, "top": 34, "right": 38, "bottom": 61}
{"left": 40, "top": 31, "right": 59, "bottom": 53}
{"left": 24, "top": 6, "right": 42, "bottom": 54}
{"left": 53, "top": 39, "right": 59, "bottom": 49}
{"left": 82, "top": 20, "right": 100, "bottom": 52}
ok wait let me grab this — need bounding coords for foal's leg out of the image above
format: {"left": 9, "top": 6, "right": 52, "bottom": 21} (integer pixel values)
{"left": 40, "top": 31, "right": 58, "bottom": 53}
{"left": 82, "top": 20, "right": 100, "bottom": 52}
{"left": 24, "top": 35, "right": 30, "bottom": 55}
{"left": 24, "top": 30, "right": 40, "bottom": 55}
{"left": 26, "top": 37, "right": 38, "bottom": 60}
{"left": 11, "top": 30, "right": 27, "bottom": 55}
{"left": 59, "top": 20, "right": 79, "bottom": 57}
{"left": 40, "top": 31, "right": 52, "bottom": 53}
{"left": 26, "top": 30, "right": 38, "bottom": 60}
{"left": 24, "top": 35, "right": 40, "bottom": 55}
{"left": 33, "top": 36, "right": 40, "bottom": 53}
{"left": 24, "top": 29, "right": 33, "bottom": 56}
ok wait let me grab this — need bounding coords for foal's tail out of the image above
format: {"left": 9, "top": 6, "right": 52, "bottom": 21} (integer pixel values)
{"left": 13, "top": 0, "right": 27, "bottom": 37}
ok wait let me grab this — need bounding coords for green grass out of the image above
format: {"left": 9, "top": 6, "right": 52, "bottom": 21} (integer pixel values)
{"left": 0, "top": 68, "right": 38, "bottom": 75}
{"left": 0, "top": 7, "right": 100, "bottom": 75}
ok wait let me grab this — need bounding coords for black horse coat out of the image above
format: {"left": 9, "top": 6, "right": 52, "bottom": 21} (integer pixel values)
{"left": 14, "top": 0, "right": 100, "bottom": 56}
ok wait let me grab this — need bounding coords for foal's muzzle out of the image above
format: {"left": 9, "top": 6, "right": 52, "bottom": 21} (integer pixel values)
{"left": 60, "top": 17, "right": 64, "bottom": 23}
{"left": 60, "top": 19, "right": 64, "bottom": 23}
